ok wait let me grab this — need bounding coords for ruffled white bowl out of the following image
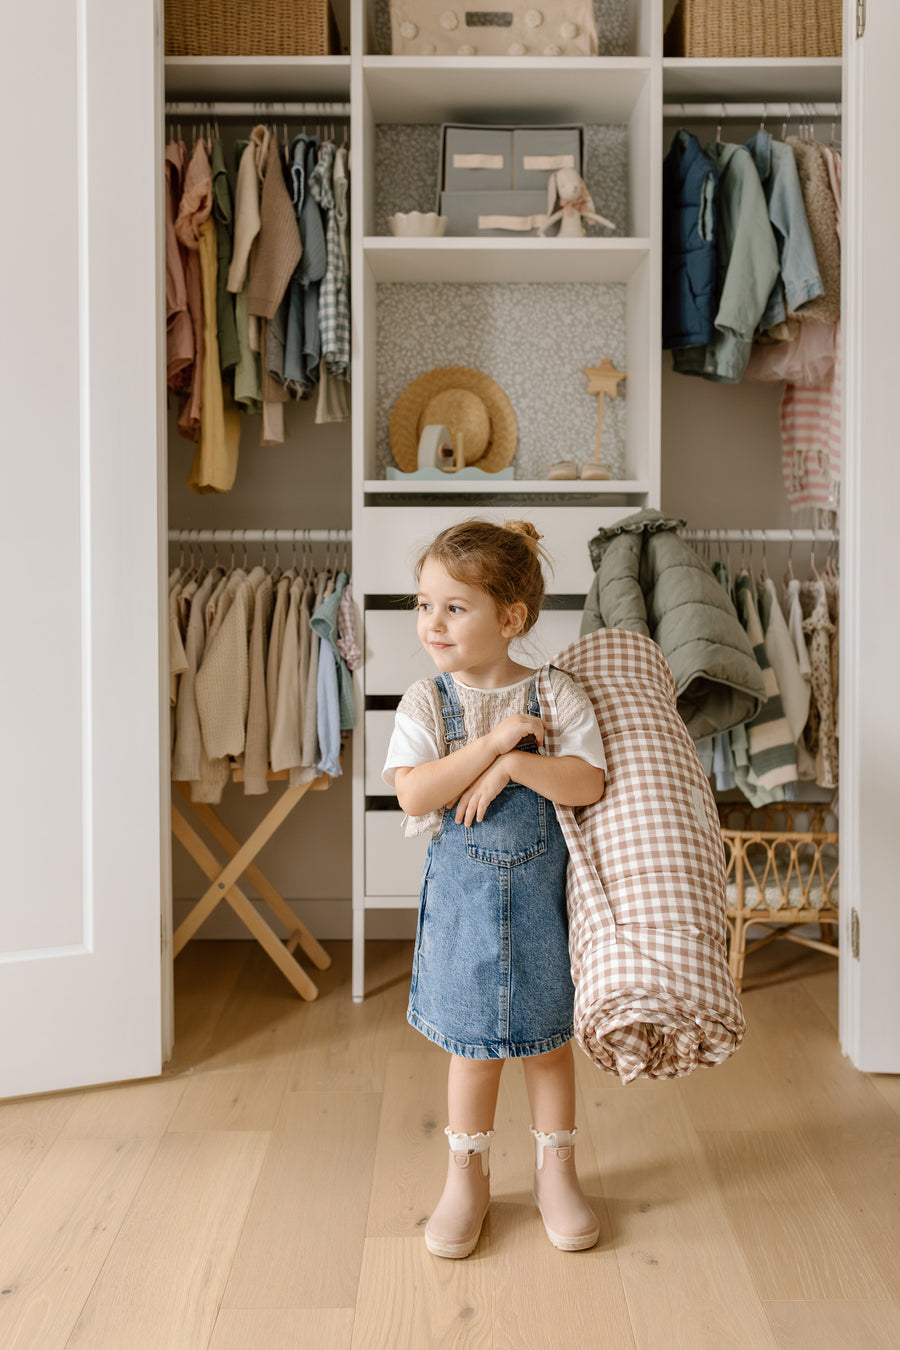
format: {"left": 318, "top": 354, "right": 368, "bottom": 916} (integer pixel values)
{"left": 388, "top": 211, "right": 448, "bottom": 237}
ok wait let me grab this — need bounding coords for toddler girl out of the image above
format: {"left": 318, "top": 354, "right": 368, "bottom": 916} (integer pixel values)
{"left": 382, "top": 520, "right": 607, "bottom": 1258}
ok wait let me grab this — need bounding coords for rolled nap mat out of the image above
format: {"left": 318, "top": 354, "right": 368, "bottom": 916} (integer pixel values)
{"left": 534, "top": 629, "right": 746, "bottom": 1084}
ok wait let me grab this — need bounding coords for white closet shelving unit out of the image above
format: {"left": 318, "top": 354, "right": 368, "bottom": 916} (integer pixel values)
{"left": 349, "top": 2, "right": 844, "bottom": 1000}
{"left": 163, "top": 2, "right": 844, "bottom": 1003}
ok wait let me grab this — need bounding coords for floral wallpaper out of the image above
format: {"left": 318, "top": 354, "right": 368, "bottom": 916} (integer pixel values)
{"left": 376, "top": 281, "right": 628, "bottom": 480}
{"left": 375, "top": 123, "right": 629, "bottom": 237}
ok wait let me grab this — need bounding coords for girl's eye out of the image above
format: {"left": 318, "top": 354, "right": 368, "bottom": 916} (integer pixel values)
{"left": 417, "top": 602, "right": 431, "bottom": 612}
{"left": 449, "top": 605, "right": 465, "bottom": 614}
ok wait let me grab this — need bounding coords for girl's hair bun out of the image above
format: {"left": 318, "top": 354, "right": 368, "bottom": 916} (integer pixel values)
{"left": 504, "top": 519, "right": 542, "bottom": 543}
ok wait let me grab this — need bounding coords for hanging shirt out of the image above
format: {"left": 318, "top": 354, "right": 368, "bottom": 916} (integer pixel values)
{"left": 672, "top": 142, "right": 779, "bottom": 383}
{"left": 164, "top": 139, "right": 194, "bottom": 386}
{"left": 285, "top": 135, "right": 327, "bottom": 397}
{"left": 733, "top": 570, "right": 798, "bottom": 793}
{"left": 780, "top": 147, "right": 841, "bottom": 519}
{"left": 310, "top": 570, "right": 356, "bottom": 732}
{"left": 210, "top": 138, "right": 240, "bottom": 373}
{"left": 745, "top": 128, "right": 824, "bottom": 331}
{"left": 174, "top": 138, "right": 213, "bottom": 440}
{"left": 186, "top": 217, "right": 242, "bottom": 493}
{"left": 310, "top": 142, "right": 351, "bottom": 379}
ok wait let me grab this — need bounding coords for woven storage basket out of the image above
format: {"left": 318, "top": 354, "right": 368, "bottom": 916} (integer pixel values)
{"left": 165, "top": 0, "right": 338, "bottom": 56}
{"left": 665, "top": 0, "right": 841, "bottom": 57}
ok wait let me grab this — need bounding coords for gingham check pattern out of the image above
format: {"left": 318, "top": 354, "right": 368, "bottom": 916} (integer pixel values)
{"left": 310, "top": 142, "right": 351, "bottom": 378}
{"left": 535, "top": 630, "right": 746, "bottom": 1084}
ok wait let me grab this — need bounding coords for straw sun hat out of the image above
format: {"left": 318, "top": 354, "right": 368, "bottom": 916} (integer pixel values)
{"left": 389, "top": 366, "right": 518, "bottom": 473}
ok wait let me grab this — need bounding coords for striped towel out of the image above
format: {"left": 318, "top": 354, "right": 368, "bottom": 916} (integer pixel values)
{"left": 536, "top": 630, "right": 746, "bottom": 1084}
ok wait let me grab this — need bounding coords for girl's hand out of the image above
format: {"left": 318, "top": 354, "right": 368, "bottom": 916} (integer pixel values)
{"left": 453, "top": 758, "right": 512, "bottom": 826}
{"left": 488, "top": 714, "right": 545, "bottom": 758}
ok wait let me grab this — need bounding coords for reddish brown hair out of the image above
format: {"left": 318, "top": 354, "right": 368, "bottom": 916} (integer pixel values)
{"left": 416, "top": 519, "right": 550, "bottom": 635}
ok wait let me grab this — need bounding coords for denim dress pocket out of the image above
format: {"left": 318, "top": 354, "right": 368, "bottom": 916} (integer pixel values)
{"left": 465, "top": 784, "right": 547, "bottom": 866}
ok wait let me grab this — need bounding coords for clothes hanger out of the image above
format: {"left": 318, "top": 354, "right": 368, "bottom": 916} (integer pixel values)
{"left": 715, "top": 102, "right": 725, "bottom": 145}
{"left": 758, "top": 529, "right": 769, "bottom": 584}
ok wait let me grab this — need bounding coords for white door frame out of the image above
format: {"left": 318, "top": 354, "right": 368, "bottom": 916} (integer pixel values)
{"left": 839, "top": 0, "right": 900, "bottom": 1071}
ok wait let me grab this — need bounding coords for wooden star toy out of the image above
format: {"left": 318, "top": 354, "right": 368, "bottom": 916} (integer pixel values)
{"left": 583, "top": 359, "right": 626, "bottom": 469}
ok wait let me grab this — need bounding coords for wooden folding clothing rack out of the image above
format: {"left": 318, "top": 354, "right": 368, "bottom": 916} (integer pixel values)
{"left": 171, "top": 767, "right": 332, "bottom": 1000}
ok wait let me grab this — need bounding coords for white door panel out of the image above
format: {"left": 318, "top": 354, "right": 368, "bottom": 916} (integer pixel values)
{"left": 0, "top": 0, "right": 164, "bottom": 1097}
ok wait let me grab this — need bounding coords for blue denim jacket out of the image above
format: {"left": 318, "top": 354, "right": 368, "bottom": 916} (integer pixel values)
{"left": 746, "top": 129, "right": 824, "bottom": 330}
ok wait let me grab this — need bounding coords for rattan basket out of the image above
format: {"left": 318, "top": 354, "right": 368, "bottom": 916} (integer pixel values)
{"left": 665, "top": 0, "right": 841, "bottom": 57}
{"left": 164, "top": 0, "right": 338, "bottom": 56}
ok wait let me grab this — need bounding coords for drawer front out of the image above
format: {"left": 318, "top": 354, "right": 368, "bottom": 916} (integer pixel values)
{"left": 443, "top": 127, "right": 512, "bottom": 191}
{"left": 441, "top": 189, "right": 548, "bottom": 237}
{"left": 366, "top": 810, "right": 430, "bottom": 896}
{"left": 513, "top": 127, "right": 582, "bottom": 189}
{"left": 365, "top": 611, "right": 431, "bottom": 694}
{"left": 366, "top": 709, "right": 399, "bottom": 796}
{"left": 365, "top": 608, "right": 584, "bottom": 695}
{"left": 357, "top": 508, "right": 604, "bottom": 596}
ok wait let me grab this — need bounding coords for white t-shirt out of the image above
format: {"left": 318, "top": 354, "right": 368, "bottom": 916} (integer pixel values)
{"left": 382, "top": 671, "right": 606, "bottom": 787}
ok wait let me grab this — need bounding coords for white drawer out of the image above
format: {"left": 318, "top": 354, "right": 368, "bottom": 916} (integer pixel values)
{"left": 365, "top": 608, "right": 583, "bottom": 695}
{"left": 358, "top": 507, "right": 603, "bottom": 595}
{"left": 365, "top": 611, "right": 432, "bottom": 694}
{"left": 366, "top": 709, "right": 399, "bottom": 796}
{"left": 365, "top": 811, "right": 430, "bottom": 896}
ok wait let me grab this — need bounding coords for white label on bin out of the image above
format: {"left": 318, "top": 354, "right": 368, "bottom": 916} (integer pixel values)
{"left": 452, "top": 153, "right": 506, "bottom": 169}
{"left": 522, "top": 154, "right": 575, "bottom": 170}
{"left": 478, "top": 213, "right": 548, "bottom": 231}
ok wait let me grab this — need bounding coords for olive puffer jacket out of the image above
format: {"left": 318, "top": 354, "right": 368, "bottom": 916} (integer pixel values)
{"left": 580, "top": 508, "right": 766, "bottom": 739}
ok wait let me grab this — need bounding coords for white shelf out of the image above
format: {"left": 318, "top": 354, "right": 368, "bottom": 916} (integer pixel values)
{"left": 365, "top": 479, "right": 649, "bottom": 495}
{"left": 362, "top": 57, "right": 651, "bottom": 123}
{"left": 662, "top": 58, "right": 842, "bottom": 103}
{"left": 164, "top": 56, "right": 351, "bottom": 100}
{"left": 364, "top": 237, "right": 650, "bottom": 284}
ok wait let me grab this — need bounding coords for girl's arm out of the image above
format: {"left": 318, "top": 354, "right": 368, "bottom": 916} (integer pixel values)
{"left": 454, "top": 750, "right": 605, "bottom": 827}
{"left": 393, "top": 714, "right": 544, "bottom": 817}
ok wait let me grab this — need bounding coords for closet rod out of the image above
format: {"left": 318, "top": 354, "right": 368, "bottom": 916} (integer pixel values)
{"left": 681, "top": 529, "right": 837, "bottom": 542}
{"left": 663, "top": 101, "right": 841, "bottom": 119}
{"left": 168, "top": 529, "right": 351, "bottom": 544}
{"left": 164, "top": 101, "right": 350, "bottom": 117}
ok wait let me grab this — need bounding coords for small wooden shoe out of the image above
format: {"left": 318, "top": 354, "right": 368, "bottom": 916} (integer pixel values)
{"left": 547, "top": 460, "right": 578, "bottom": 480}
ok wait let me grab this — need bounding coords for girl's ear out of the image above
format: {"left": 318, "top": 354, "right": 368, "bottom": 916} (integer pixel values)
{"left": 500, "top": 601, "right": 528, "bottom": 638}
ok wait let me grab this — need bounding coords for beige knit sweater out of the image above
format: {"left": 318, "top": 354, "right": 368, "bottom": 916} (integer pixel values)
{"left": 787, "top": 137, "right": 841, "bottom": 327}
{"left": 396, "top": 667, "right": 592, "bottom": 837}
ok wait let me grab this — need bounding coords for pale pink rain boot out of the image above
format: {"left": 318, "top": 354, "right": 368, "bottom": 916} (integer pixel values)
{"left": 424, "top": 1128, "right": 494, "bottom": 1259}
{"left": 531, "top": 1126, "right": 600, "bottom": 1252}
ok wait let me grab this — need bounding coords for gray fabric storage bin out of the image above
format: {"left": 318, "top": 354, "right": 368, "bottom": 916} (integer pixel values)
{"left": 440, "top": 189, "right": 550, "bottom": 236}
{"left": 442, "top": 127, "right": 513, "bottom": 191}
{"left": 513, "top": 127, "right": 583, "bottom": 188}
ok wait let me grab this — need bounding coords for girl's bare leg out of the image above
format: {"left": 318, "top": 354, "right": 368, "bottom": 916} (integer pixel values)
{"left": 447, "top": 1054, "right": 504, "bottom": 1132}
{"left": 522, "top": 1041, "right": 575, "bottom": 1131}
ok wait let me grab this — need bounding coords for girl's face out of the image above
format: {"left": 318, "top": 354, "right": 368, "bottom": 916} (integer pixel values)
{"left": 416, "top": 557, "right": 525, "bottom": 687}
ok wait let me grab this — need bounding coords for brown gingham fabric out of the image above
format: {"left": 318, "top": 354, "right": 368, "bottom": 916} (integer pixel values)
{"left": 535, "top": 630, "right": 746, "bottom": 1084}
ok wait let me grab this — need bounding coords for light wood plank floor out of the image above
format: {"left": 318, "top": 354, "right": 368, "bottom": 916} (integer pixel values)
{"left": 1, "top": 939, "right": 898, "bottom": 1350}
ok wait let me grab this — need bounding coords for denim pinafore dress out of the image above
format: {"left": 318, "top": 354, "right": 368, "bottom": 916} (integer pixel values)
{"left": 407, "top": 673, "right": 575, "bottom": 1059}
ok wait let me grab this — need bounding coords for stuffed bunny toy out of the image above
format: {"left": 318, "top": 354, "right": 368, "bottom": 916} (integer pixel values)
{"left": 539, "top": 167, "right": 615, "bottom": 237}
